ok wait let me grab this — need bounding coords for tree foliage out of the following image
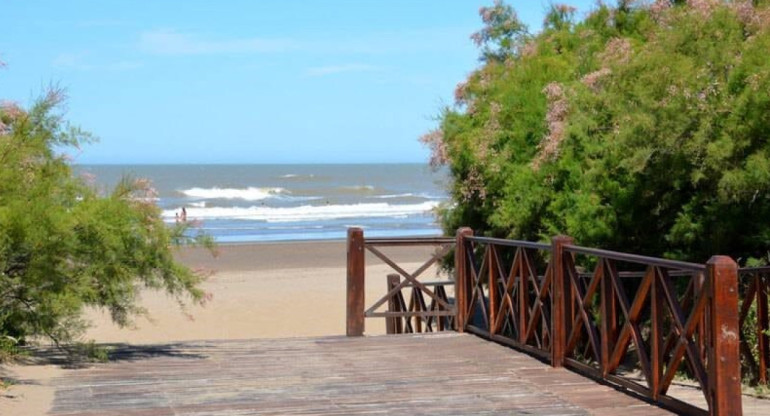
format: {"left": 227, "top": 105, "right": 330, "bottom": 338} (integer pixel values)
{"left": 0, "top": 89, "right": 212, "bottom": 350}
{"left": 425, "top": 0, "right": 770, "bottom": 263}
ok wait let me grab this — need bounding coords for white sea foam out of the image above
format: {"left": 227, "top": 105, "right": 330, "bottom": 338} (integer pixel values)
{"left": 371, "top": 193, "right": 415, "bottom": 199}
{"left": 162, "top": 201, "right": 439, "bottom": 223}
{"left": 181, "top": 187, "right": 286, "bottom": 201}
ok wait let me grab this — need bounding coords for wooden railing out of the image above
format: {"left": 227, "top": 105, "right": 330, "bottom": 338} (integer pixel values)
{"left": 346, "top": 228, "right": 455, "bottom": 336}
{"left": 456, "top": 231, "right": 742, "bottom": 416}
{"left": 739, "top": 267, "right": 770, "bottom": 385}
{"left": 347, "top": 227, "right": 747, "bottom": 415}
{"left": 457, "top": 233, "right": 555, "bottom": 362}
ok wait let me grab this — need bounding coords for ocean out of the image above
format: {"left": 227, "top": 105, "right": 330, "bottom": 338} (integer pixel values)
{"left": 75, "top": 164, "right": 449, "bottom": 243}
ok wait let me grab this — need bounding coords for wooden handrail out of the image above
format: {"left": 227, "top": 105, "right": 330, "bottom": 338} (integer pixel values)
{"left": 564, "top": 244, "right": 706, "bottom": 272}
{"left": 347, "top": 227, "right": 749, "bottom": 415}
{"left": 452, "top": 230, "right": 743, "bottom": 416}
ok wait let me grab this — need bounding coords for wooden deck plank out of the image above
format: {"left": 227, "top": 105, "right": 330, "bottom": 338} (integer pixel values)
{"left": 47, "top": 334, "right": 679, "bottom": 415}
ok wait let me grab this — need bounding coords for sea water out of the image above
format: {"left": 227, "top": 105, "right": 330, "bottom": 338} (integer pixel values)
{"left": 76, "top": 164, "right": 449, "bottom": 243}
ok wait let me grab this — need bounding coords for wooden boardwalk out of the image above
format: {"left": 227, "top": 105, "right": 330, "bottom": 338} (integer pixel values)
{"left": 47, "top": 333, "right": 690, "bottom": 416}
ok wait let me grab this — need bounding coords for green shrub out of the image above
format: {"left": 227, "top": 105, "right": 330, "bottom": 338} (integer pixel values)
{"left": 0, "top": 88, "right": 214, "bottom": 352}
{"left": 426, "top": 0, "right": 770, "bottom": 263}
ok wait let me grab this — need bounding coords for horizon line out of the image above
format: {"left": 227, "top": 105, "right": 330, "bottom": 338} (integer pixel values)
{"left": 74, "top": 161, "right": 435, "bottom": 166}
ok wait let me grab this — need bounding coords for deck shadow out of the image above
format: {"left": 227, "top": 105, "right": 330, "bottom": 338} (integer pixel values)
{"left": 16, "top": 341, "right": 208, "bottom": 370}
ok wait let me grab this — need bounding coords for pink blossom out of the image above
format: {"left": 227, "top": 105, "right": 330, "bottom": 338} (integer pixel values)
{"left": 533, "top": 82, "right": 569, "bottom": 170}
{"left": 600, "top": 37, "right": 632, "bottom": 66}
{"left": 131, "top": 178, "right": 159, "bottom": 204}
{"left": 454, "top": 80, "right": 468, "bottom": 105}
{"left": 520, "top": 41, "right": 538, "bottom": 58}
{"left": 1, "top": 100, "right": 24, "bottom": 120}
{"left": 649, "top": 0, "right": 671, "bottom": 22}
{"left": 481, "top": 7, "right": 495, "bottom": 23}
{"left": 730, "top": 1, "right": 757, "bottom": 26}
{"left": 687, "top": 0, "right": 718, "bottom": 18}
{"left": 478, "top": 71, "right": 492, "bottom": 89}
{"left": 472, "top": 0, "right": 509, "bottom": 46}
{"left": 419, "top": 129, "right": 449, "bottom": 169}
{"left": 44, "top": 87, "right": 67, "bottom": 107}
{"left": 480, "top": 102, "right": 503, "bottom": 154}
{"left": 581, "top": 67, "right": 612, "bottom": 91}
{"left": 470, "top": 31, "right": 484, "bottom": 47}
{"left": 555, "top": 4, "right": 577, "bottom": 15}
{"left": 460, "top": 166, "right": 487, "bottom": 201}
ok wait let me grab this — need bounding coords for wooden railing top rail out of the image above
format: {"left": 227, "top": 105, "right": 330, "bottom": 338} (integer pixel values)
{"left": 466, "top": 235, "right": 551, "bottom": 250}
{"left": 564, "top": 244, "right": 706, "bottom": 272}
{"left": 398, "top": 280, "right": 453, "bottom": 287}
{"left": 740, "top": 266, "right": 770, "bottom": 273}
{"left": 364, "top": 236, "right": 455, "bottom": 246}
{"left": 579, "top": 270, "right": 695, "bottom": 278}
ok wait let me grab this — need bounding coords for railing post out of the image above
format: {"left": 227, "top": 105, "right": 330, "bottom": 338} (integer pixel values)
{"left": 455, "top": 227, "right": 473, "bottom": 332}
{"left": 757, "top": 274, "right": 769, "bottom": 385}
{"left": 551, "top": 235, "right": 573, "bottom": 368}
{"left": 346, "top": 227, "right": 365, "bottom": 336}
{"left": 706, "top": 256, "right": 742, "bottom": 416}
{"left": 386, "top": 274, "right": 400, "bottom": 334}
{"left": 488, "top": 245, "right": 498, "bottom": 336}
{"left": 600, "top": 259, "right": 618, "bottom": 377}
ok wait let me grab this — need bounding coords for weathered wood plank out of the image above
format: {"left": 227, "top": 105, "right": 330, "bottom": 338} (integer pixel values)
{"left": 47, "top": 333, "right": 685, "bottom": 416}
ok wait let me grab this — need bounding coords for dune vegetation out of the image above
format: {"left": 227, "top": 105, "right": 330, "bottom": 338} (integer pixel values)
{"left": 424, "top": 0, "right": 770, "bottom": 263}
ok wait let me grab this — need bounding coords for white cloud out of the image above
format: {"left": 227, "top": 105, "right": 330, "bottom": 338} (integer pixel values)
{"left": 138, "top": 29, "right": 297, "bottom": 55}
{"left": 306, "top": 64, "right": 383, "bottom": 77}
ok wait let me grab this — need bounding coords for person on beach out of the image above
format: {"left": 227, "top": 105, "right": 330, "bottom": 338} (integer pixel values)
{"left": 181, "top": 207, "right": 187, "bottom": 222}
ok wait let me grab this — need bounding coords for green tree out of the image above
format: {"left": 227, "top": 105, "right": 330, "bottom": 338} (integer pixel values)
{"left": 0, "top": 89, "right": 213, "bottom": 351}
{"left": 426, "top": 0, "right": 770, "bottom": 263}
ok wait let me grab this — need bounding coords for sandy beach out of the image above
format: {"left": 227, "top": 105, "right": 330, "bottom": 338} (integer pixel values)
{"left": 0, "top": 240, "right": 449, "bottom": 415}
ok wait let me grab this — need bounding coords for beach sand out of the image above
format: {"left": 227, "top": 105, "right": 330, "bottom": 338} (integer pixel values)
{"left": 0, "top": 240, "right": 450, "bottom": 415}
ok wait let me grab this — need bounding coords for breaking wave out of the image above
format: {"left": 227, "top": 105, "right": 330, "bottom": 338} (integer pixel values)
{"left": 181, "top": 187, "right": 287, "bottom": 201}
{"left": 163, "top": 201, "right": 439, "bottom": 223}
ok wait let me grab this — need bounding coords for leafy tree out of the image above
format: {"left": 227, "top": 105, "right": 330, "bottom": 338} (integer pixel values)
{"left": 0, "top": 88, "right": 213, "bottom": 352}
{"left": 425, "top": 0, "right": 770, "bottom": 263}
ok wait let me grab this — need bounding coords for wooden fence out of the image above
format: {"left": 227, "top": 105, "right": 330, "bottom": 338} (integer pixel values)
{"left": 346, "top": 228, "right": 455, "bottom": 336}
{"left": 347, "top": 227, "right": 759, "bottom": 416}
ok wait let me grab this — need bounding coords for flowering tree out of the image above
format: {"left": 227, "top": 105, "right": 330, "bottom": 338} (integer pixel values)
{"left": 0, "top": 89, "right": 213, "bottom": 353}
{"left": 424, "top": 0, "right": 770, "bottom": 263}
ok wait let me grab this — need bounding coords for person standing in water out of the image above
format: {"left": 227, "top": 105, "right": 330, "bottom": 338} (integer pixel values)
{"left": 181, "top": 207, "right": 187, "bottom": 222}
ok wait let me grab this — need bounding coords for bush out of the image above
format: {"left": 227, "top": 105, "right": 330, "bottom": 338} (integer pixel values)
{"left": 0, "top": 88, "right": 213, "bottom": 350}
{"left": 425, "top": 0, "right": 770, "bottom": 263}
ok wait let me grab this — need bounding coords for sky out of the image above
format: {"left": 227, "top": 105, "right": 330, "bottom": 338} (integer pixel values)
{"left": 1, "top": 0, "right": 598, "bottom": 164}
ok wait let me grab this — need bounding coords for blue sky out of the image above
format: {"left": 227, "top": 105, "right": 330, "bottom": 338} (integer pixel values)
{"left": 1, "top": 0, "right": 597, "bottom": 164}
